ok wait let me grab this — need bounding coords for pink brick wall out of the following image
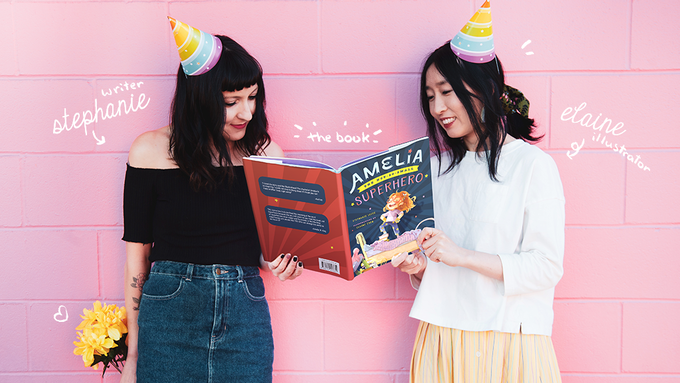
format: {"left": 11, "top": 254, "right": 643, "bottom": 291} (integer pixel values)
{"left": 1, "top": 0, "right": 678, "bottom": 381}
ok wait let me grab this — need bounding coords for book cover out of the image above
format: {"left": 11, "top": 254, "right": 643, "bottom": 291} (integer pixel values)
{"left": 243, "top": 137, "right": 434, "bottom": 280}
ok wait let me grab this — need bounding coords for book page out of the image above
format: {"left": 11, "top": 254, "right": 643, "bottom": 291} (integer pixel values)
{"left": 243, "top": 159, "right": 354, "bottom": 280}
{"left": 248, "top": 156, "right": 336, "bottom": 170}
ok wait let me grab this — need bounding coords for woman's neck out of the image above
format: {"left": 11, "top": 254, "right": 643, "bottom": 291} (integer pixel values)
{"left": 229, "top": 142, "right": 245, "bottom": 165}
{"left": 207, "top": 142, "right": 245, "bottom": 166}
{"left": 468, "top": 134, "right": 516, "bottom": 152}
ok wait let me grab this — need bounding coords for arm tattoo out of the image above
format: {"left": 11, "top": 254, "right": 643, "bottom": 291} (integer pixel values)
{"left": 130, "top": 273, "right": 147, "bottom": 311}
{"left": 131, "top": 273, "right": 148, "bottom": 291}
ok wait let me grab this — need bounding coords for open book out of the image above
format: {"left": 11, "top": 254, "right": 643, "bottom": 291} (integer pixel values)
{"left": 243, "top": 137, "right": 434, "bottom": 280}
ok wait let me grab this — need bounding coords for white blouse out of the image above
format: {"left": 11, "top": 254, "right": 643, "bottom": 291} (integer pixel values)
{"left": 409, "top": 140, "right": 565, "bottom": 336}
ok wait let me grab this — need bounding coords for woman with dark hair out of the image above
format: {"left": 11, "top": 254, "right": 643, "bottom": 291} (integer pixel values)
{"left": 392, "top": 2, "right": 565, "bottom": 382}
{"left": 120, "top": 19, "right": 301, "bottom": 382}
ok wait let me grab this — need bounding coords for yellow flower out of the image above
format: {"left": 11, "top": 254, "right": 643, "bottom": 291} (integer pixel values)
{"left": 75, "top": 300, "right": 103, "bottom": 331}
{"left": 75, "top": 301, "right": 128, "bottom": 340}
{"left": 73, "top": 301, "right": 128, "bottom": 372}
{"left": 73, "top": 328, "right": 115, "bottom": 368}
{"left": 101, "top": 305, "right": 128, "bottom": 340}
{"left": 73, "top": 332, "right": 95, "bottom": 368}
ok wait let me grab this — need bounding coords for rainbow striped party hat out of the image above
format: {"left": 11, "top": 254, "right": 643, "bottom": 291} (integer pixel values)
{"left": 449, "top": 1, "right": 495, "bottom": 63}
{"left": 168, "top": 17, "right": 223, "bottom": 76}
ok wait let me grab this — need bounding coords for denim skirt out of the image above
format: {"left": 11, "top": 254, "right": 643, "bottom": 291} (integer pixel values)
{"left": 136, "top": 261, "right": 274, "bottom": 383}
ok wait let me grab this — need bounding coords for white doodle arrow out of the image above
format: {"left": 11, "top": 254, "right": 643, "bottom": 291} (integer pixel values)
{"left": 92, "top": 131, "right": 106, "bottom": 145}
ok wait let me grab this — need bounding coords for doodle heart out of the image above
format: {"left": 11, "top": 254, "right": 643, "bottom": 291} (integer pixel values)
{"left": 53, "top": 305, "right": 69, "bottom": 323}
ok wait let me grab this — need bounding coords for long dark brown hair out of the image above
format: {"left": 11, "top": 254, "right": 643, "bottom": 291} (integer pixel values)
{"left": 421, "top": 43, "right": 541, "bottom": 180}
{"left": 169, "top": 35, "right": 270, "bottom": 191}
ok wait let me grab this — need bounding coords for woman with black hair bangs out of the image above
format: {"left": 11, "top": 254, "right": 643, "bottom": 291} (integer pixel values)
{"left": 120, "top": 18, "right": 302, "bottom": 383}
{"left": 169, "top": 36, "right": 272, "bottom": 190}
{"left": 421, "top": 43, "right": 540, "bottom": 181}
{"left": 392, "top": 2, "right": 565, "bottom": 382}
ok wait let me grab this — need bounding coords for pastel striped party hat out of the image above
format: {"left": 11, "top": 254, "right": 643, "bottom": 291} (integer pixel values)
{"left": 168, "top": 17, "right": 223, "bottom": 76}
{"left": 449, "top": 1, "right": 495, "bottom": 63}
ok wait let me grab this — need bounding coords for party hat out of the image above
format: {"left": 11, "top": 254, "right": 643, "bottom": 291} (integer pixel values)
{"left": 168, "top": 17, "right": 223, "bottom": 76}
{"left": 449, "top": 1, "right": 495, "bottom": 63}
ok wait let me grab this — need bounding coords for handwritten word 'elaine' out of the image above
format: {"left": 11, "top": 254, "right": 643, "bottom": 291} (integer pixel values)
{"left": 561, "top": 102, "right": 650, "bottom": 171}
{"left": 561, "top": 102, "right": 627, "bottom": 136}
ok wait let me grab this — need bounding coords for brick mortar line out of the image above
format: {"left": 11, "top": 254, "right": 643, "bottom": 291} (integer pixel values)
{"left": 4, "top": 224, "right": 679, "bottom": 231}
{"left": 553, "top": 299, "right": 680, "bottom": 303}
{"left": 5, "top": 148, "right": 679, "bottom": 156}
{"left": 1, "top": 70, "right": 680, "bottom": 80}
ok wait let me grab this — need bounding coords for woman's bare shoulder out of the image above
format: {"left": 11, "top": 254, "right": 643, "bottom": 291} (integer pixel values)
{"left": 128, "top": 126, "right": 176, "bottom": 169}
{"left": 260, "top": 140, "right": 284, "bottom": 158}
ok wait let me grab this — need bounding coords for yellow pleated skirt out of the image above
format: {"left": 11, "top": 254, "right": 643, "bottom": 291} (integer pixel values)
{"left": 411, "top": 321, "right": 562, "bottom": 383}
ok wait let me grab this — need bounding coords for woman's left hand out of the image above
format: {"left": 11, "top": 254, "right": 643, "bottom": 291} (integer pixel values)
{"left": 417, "top": 228, "right": 505, "bottom": 281}
{"left": 267, "top": 253, "right": 304, "bottom": 281}
{"left": 417, "top": 227, "right": 467, "bottom": 267}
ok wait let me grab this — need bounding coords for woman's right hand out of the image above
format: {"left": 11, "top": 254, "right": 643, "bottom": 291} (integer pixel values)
{"left": 119, "top": 357, "right": 137, "bottom": 383}
{"left": 391, "top": 250, "right": 427, "bottom": 276}
{"left": 267, "top": 253, "right": 304, "bottom": 281}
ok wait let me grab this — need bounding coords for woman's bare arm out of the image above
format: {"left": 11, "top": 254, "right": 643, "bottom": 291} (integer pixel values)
{"left": 120, "top": 242, "right": 151, "bottom": 382}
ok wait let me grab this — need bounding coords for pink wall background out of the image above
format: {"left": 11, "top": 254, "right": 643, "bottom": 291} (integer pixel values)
{"left": 1, "top": 0, "right": 679, "bottom": 381}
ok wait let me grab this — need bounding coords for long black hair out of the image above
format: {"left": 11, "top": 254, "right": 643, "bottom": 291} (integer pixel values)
{"left": 170, "top": 35, "right": 270, "bottom": 191}
{"left": 420, "top": 43, "right": 541, "bottom": 180}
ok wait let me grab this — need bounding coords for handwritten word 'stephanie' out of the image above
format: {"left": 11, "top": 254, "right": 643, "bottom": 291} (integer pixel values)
{"left": 53, "top": 81, "right": 151, "bottom": 146}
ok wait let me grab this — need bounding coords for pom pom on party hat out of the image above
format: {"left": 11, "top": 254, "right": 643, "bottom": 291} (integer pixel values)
{"left": 449, "top": 1, "right": 495, "bottom": 63}
{"left": 168, "top": 17, "right": 223, "bottom": 76}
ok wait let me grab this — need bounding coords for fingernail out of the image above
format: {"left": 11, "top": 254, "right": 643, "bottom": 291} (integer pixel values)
{"left": 293, "top": 256, "right": 298, "bottom": 262}
{"left": 298, "top": 262, "right": 303, "bottom": 268}
{"left": 286, "top": 253, "right": 292, "bottom": 259}
{"left": 280, "top": 254, "right": 285, "bottom": 259}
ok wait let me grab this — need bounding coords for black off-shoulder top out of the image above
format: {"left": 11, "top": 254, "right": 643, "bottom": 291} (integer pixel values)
{"left": 122, "top": 164, "right": 261, "bottom": 266}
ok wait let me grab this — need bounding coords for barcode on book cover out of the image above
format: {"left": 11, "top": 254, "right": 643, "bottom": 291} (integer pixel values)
{"left": 319, "top": 258, "right": 340, "bottom": 274}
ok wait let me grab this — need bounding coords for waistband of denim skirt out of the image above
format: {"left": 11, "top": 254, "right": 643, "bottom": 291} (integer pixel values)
{"left": 150, "top": 260, "right": 260, "bottom": 281}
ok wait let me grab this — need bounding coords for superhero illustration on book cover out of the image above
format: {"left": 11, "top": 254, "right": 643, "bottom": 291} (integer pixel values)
{"left": 379, "top": 191, "right": 416, "bottom": 241}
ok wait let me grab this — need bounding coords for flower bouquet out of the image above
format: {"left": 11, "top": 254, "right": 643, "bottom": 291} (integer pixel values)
{"left": 73, "top": 301, "right": 128, "bottom": 376}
